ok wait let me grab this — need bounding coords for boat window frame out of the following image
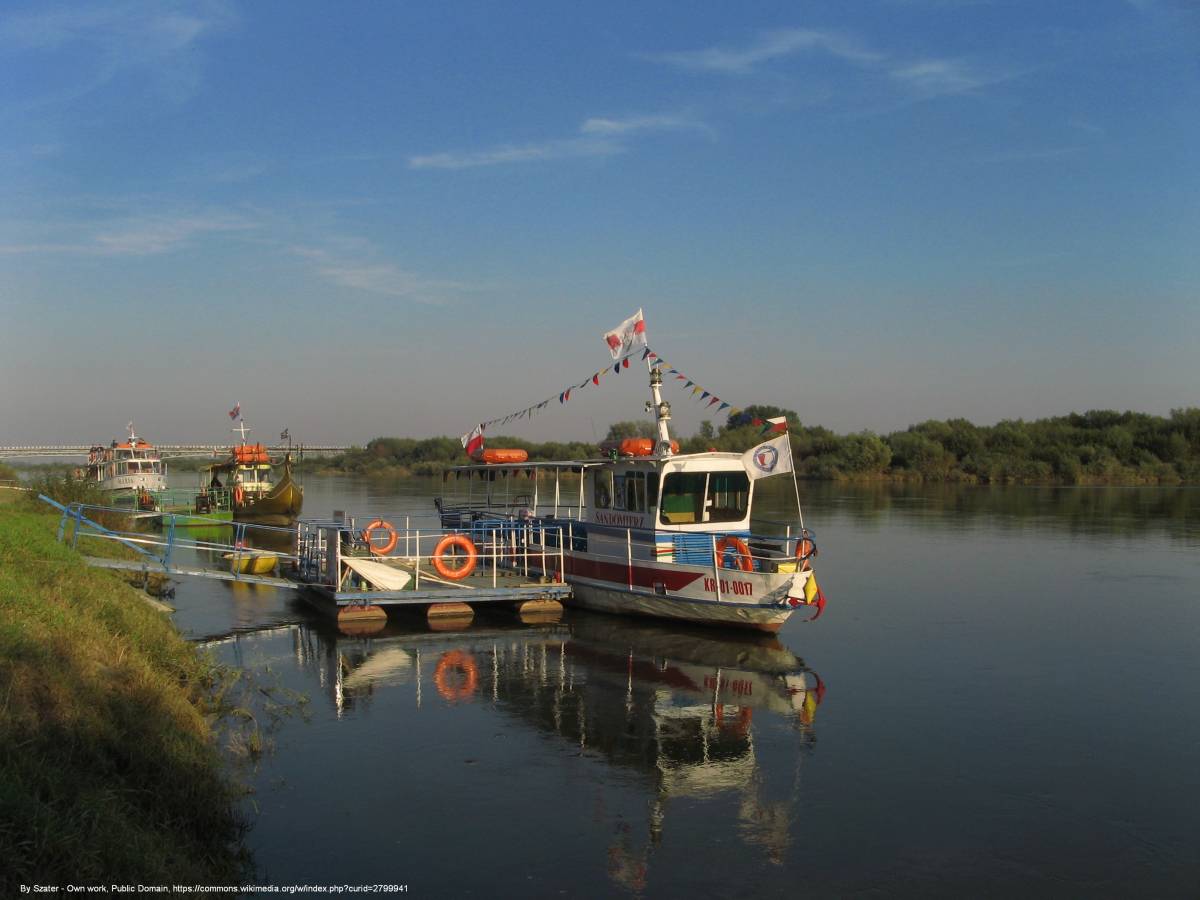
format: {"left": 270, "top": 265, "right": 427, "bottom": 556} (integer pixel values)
{"left": 658, "top": 469, "right": 751, "bottom": 525}
{"left": 593, "top": 469, "right": 613, "bottom": 509}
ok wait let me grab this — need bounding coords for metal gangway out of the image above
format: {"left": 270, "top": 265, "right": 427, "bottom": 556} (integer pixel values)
{"left": 41, "top": 497, "right": 573, "bottom": 614}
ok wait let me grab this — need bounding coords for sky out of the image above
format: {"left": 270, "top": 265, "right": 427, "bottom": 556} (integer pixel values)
{"left": 2, "top": 0, "right": 1197, "bottom": 446}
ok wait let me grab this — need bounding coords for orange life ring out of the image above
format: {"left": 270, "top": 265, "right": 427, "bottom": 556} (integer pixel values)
{"left": 432, "top": 533, "right": 477, "bottom": 580}
{"left": 362, "top": 519, "right": 398, "bottom": 556}
{"left": 796, "top": 534, "right": 817, "bottom": 571}
{"left": 433, "top": 650, "right": 478, "bottom": 701}
{"left": 233, "top": 485, "right": 244, "bottom": 505}
{"left": 715, "top": 536, "right": 754, "bottom": 572}
{"left": 714, "top": 703, "right": 753, "bottom": 735}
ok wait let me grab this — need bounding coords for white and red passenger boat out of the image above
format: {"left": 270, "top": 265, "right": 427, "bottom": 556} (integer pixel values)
{"left": 83, "top": 424, "right": 168, "bottom": 506}
{"left": 437, "top": 364, "right": 825, "bottom": 632}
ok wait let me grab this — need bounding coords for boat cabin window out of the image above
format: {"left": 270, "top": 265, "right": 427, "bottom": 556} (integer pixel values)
{"left": 593, "top": 469, "right": 613, "bottom": 509}
{"left": 624, "top": 472, "right": 647, "bottom": 512}
{"left": 659, "top": 471, "right": 750, "bottom": 525}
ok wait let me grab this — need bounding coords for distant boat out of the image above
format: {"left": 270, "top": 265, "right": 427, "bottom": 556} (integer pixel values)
{"left": 206, "top": 417, "right": 305, "bottom": 525}
{"left": 83, "top": 425, "right": 167, "bottom": 508}
{"left": 233, "top": 452, "right": 303, "bottom": 525}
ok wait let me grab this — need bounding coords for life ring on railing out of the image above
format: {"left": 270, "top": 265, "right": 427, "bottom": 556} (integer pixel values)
{"left": 433, "top": 650, "right": 478, "bottom": 702}
{"left": 433, "top": 533, "right": 477, "bottom": 580}
{"left": 796, "top": 532, "right": 817, "bottom": 571}
{"left": 714, "top": 703, "right": 753, "bottom": 735}
{"left": 715, "top": 536, "right": 754, "bottom": 572}
{"left": 233, "top": 485, "right": 244, "bottom": 506}
{"left": 362, "top": 519, "right": 398, "bottom": 556}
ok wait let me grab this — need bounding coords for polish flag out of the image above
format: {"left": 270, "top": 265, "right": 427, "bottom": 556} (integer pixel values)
{"left": 460, "top": 424, "right": 484, "bottom": 459}
{"left": 603, "top": 309, "right": 647, "bottom": 360}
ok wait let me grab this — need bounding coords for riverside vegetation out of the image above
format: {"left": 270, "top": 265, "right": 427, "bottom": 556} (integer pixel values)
{"left": 320, "top": 408, "right": 1200, "bottom": 485}
{"left": 0, "top": 488, "right": 250, "bottom": 889}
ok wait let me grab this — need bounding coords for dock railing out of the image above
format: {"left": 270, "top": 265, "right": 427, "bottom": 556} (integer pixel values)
{"left": 42, "top": 496, "right": 298, "bottom": 581}
{"left": 295, "top": 514, "right": 570, "bottom": 594}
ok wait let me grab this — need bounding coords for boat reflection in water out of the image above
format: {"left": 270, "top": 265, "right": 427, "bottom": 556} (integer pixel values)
{"left": 205, "top": 610, "right": 823, "bottom": 891}
{"left": 248, "top": 610, "right": 824, "bottom": 889}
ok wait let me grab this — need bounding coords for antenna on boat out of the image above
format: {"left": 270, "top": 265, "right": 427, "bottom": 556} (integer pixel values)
{"left": 645, "top": 362, "right": 674, "bottom": 456}
{"left": 232, "top": 419, "right": 251, "bottom": 444}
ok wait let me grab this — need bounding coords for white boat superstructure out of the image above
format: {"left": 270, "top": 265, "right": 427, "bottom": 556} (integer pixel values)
{"left": 437, "top": 366, "right": 825, "bottom": 632}
{"left": 85, "top": 425, "right": 167, "bottom": 502}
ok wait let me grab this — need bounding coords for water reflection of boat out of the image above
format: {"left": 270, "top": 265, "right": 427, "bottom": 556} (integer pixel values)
{"left": 205, "top": 610, "right": 822, "bottom": 886}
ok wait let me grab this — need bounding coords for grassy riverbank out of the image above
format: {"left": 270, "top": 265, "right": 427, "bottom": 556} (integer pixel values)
{"left": 0, "top": 498, "right": 248, "bottom": 889}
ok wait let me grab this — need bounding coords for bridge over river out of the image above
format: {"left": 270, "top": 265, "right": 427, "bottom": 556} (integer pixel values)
{"left": 0, "top": 444, "right": 350, "bottom": 459}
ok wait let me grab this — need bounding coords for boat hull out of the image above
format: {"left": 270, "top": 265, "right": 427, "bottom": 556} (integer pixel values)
{"left": 235, "top": 468, "right": 303, "bottom": 524}
{"left": 224, "top": 552, "right": 279, "bottom": 575}
{"left": 567, "top": 580, "right": 793, "bottom": 632}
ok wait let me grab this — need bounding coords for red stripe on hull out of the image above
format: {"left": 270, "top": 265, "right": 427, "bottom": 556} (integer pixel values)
{"left": 566, "top": 555, "right": 704, "bottom": 592}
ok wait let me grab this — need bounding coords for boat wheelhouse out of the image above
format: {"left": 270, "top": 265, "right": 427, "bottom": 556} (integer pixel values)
{"left": 437, "top": 366, "right": 824, "bottom": 632}
{"left": 84, "top": 425, "right": 167, "bottom": 505}
{"left": 203, "top": 419, "right": 303, "bottom": 525}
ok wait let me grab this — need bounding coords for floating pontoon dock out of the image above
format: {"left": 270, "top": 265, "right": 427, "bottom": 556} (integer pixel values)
{"left": 43, "top": 497, "right": 572, "bottom": 622}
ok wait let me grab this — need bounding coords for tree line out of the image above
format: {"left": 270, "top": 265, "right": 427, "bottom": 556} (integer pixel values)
{"left": 319, "top": 406, "right": 1200, "bottom": 484}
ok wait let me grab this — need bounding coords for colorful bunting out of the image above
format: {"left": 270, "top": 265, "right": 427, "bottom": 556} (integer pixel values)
{"left": 467, "top": 343, "right": 748, "bottom": 437}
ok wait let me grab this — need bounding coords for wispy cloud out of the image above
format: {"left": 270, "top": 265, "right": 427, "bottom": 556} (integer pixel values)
{"left": 289, "top": 244, "right": 462, "bottom": 304}
{"left": 647, "top": 27, "right": 1025, "bottom": 104}
{"left": 580, "top": 113, "right": 712, "bottom": 137}
{"left": 93, "top": 214, "right": 256, "bottom": 255}
{"left": 889, "top": 58, "right": 1002, "bottom": 97}
{"left": 0, "top": 212, "right": 257, "bottom": 256}
{"left": 410, "top": 111, "right": 708, "bottom": 170}
{"left": 410, "top": 136, "right": 621, "bottom": 171}
{"left": 0, "top": 0, "right": 235, "bottom": 110}
{"left": 646, "top": 28, "right": 882, "bottom": 73}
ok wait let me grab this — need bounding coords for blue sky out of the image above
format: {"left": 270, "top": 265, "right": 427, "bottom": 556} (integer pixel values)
{"left": 2, "top": 0, "right": 1197, "bottom": 445}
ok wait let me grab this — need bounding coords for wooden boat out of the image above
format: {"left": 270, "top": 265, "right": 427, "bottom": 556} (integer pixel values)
{"left": 234, "top": 454, "right": 303, "bottom": 525}
{"left": 203, "top": 418, "right": 304, "bottom": 525}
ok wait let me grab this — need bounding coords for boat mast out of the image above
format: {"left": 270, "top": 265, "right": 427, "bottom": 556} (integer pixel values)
{"left": 645, "top": 363, "right": 674, "bottom": 457}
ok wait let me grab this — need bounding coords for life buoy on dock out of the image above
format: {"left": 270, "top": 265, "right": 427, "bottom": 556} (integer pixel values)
{"left": 363, "top": 519, "right": 398, "bottom": 556}
{"left": 434, "top": 650, "right": 479, "bottom": 701}
{"left": 715, "top": 536, "right": 754, "bottom": 572}
{"left": 432, "top": 533, "right": 477, "bottom": 580}
{"left": 714, "top": 703, "right": 753, "bottom": 735}
{"left": 233, "top": 485, "right": 245, "bottom": 506}
{"left": 796, "top": 533, "right": 817, "bottom": 571}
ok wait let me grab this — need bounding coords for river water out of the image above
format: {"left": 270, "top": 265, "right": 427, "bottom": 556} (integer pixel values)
{"left": 164, "top": 476, "right": 1200, "bottom": 897}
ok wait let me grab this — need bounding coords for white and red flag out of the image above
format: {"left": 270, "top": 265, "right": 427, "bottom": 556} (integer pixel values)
{"left": 742, "top": 434, "right": 794, "bottom": 480}
{"left": 229, "top": 402, "right": 241, "bottom": 420}
{"left": 460, "top": 424, "right": 484, "bottom": 459}
{"left": 603, "top": 309, "right": 647, "bottom": 359}
{"left": 760, "top": 416, "right": 788, "bottom": 436}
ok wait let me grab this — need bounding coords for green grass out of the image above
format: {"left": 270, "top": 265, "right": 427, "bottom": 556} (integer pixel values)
{"left": 0, "top": 506, "right": 249, "bottom": 889}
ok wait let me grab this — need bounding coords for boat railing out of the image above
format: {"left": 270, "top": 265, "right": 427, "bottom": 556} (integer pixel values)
{"left": 42, "top": 497, "right": 299, "bottom": 575}
{"left": 294, "top": 515, "right": 570, "bottom": 592}
{"left": 425, "top": 505, "right": 816, "bottom": 601}
{"left": 148, "top": 486, "right": 233, "bottom": 515}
